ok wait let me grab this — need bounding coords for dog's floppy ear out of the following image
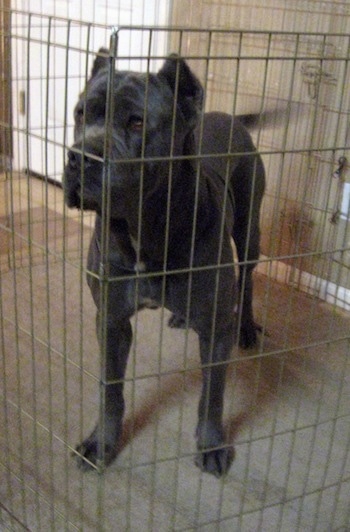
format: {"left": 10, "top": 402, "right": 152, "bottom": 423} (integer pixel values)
{"left": 90, "top": 47, "right": 110, "bottom": 78}
{"left": 158, "top": 54, "right": 203, "bottom": 128}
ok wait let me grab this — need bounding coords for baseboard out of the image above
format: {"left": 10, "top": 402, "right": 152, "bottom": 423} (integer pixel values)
{"left": 256, "top": 255, "right": 350, "bottom": 312}
{"left": 25, "top": 168, "right": 64, "bottom": 188}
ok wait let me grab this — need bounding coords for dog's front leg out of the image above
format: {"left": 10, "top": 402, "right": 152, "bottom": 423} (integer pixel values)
{"left": 75, "top": 314, "right": 132, "bottom": 471}
{"left": 195, "top": 327, "right": 234, "bottom": 477}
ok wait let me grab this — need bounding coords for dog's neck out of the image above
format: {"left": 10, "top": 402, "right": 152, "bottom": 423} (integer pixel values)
{"left": 130, "top": 164, "right": 206, "bottom": 267}
{"left": 94, "top": 129, "right": 219, "bottom": 270}
{"left": 100, "top": 156, "right": 213, "bottom": 270}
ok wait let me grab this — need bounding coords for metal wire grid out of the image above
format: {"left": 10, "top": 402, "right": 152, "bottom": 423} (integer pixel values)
{"left": 170, "top": 0, "right": 350, "bottom": 38}
{"left": 0, "top": 13, "right": 350, "bottom": 531}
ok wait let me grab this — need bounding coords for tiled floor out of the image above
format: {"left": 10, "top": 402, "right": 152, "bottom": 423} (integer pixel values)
{"left": 0, "top": 175, "right": 349, "bottom": 531}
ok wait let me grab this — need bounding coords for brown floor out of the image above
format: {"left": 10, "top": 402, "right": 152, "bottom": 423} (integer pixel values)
{"left": 1, "top": 176, "right": 350, "bottom": 531}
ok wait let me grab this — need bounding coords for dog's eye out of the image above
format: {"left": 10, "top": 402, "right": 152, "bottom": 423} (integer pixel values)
{"left": 128, "top": 116, "right": 143, "bottom": 132}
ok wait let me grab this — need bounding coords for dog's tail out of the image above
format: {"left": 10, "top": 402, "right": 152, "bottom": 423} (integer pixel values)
{"left": 237, "top": 109, "right": 289, "bottom": 130}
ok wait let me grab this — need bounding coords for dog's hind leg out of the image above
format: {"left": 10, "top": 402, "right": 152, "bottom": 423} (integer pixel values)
{"left": 75, "top": 314, "right": 132, "bottom": 471}
{"left": 233, "top": 216, "right": 261, "bottom": 348}
{"left": 232, "top": 156, "right": 265, "bottom": 348}
{"left": 195, "top": 325, "right": 234, "bottom": 477}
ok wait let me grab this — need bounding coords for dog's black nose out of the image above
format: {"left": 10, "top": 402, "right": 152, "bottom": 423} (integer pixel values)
{"left": 67, "top": 150, "right": 80, "bottom": 170}
{"left": 67, "top": 149, "right": 94, "bottom": 170}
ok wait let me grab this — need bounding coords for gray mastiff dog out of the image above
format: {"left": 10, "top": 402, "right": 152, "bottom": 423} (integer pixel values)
{"left": 64, "top": 49, "right": 265, "bottom": 477}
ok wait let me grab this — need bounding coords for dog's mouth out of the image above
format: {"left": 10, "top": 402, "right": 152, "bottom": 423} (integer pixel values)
{"left": 64, "top": 179, "right": 82, "bottom": 208}
{"left": 65, "top": 183, "right": 100, "bottom": 212}
{"left": 64, "top": 183, "right": 79, "bottom": 209}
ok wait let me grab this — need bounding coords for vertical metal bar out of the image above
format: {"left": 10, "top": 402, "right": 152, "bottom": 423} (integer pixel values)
{"left": 325, "top": 34, "right": 350, "bottom": 304}
{"left": 191, "top": 29, "right": 220, "bottom": 527}
{"left": 24, "top": 11, "right": 43, "bottom": 530}
{"left": 261, "top": 30, "right": 300, "bottom": 347}
{"left": 141, "top": 29, "right": 165, "bottom": 532}
{"left": 43, "top": 16, "right": 58, "bottom": 530}
{"left": 7, "top": 129, "right": 28, "bottom": 525}
{"left": 94, "top": 25, "right": 120, "bottom": 527}
{"left": 124, "top": 26, "right": 138, "bottom": 527}
{"left": 313, "top": 339, "right": 350, "bottom": 528}
{"left": 61, "top": 18, "right": 71, "bottom": 529}
{"left": 256, "top": 356, "right": 286, "bottom": 531}
{"left": 247, "top": 33, "right": 285, "bottom": 532}
{"left": 0, "top": 214, "right": 15, "bottom": 525}
{"left": 74, "top": 23, "right": 93, "bottom": 529}
{"left": 123, "top": 25, "right": 152, "bottom": 527}
{"left": 6, "top": 11, "right": 31, "bottom": 528}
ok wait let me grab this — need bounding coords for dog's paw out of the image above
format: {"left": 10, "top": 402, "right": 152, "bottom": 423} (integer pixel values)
{"left": 195, "top": 445, "right": 234, "bottom": 478}
{"left": 239, "top": 321, "right": 263, "bottom": 349}
{"left": 73, "top": 436, "right": 117, "bottom": 472}
{"left": 239, "top": 325, "right": 257, "bottom": 348}
{"left": 168, "top": 313, "right": 187, "bottom": 329}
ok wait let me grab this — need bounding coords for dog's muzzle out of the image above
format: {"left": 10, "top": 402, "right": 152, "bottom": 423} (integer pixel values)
{"left": 63, "top": 146, "right": 102, "bottom": 209}
{"left": 67, "top": 147, "right": 101, "bottom": 171}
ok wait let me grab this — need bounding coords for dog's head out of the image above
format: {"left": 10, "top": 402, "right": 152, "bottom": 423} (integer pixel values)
{"left": 64, "top": 49, "right": 203, "bottom": 217}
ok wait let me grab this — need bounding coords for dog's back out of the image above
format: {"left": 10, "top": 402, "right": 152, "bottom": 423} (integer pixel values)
{"left": 196, "top": 111, "right": 265, "bottom": 214}
{"left": 197, "top": 111, "right": 265, "bottom": 347}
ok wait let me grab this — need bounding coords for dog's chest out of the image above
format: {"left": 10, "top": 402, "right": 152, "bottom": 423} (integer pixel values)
{"left": 132, "top": 271, "right": 162, "bottom": 310}
{"left": 128, "top": 238, "right": 162, "bottom": 308}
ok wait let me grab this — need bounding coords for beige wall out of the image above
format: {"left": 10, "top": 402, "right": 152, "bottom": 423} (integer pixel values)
{"left": 170, "top": 0, "right": 350, "bottom": 295}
